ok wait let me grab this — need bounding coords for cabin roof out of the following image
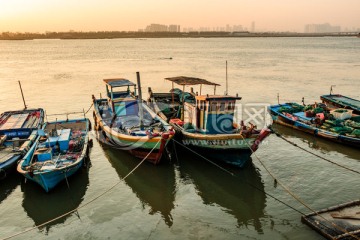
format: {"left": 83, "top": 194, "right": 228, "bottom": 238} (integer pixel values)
{"left": 165, "top": 76, "right": 220, "bottom": 86}
{"left": 103, "top": 78, "right": 136, "bottom": 88}
{"left": 195, "top": 95, "right": 242, "bottom": 101}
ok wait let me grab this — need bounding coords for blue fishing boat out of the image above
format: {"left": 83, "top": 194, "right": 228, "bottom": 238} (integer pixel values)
{"left": 0, "top": 108, "right": 44, "bottom": 179}
{"left": 269, "top": 102, "right": 360, "bottom": 147}
{"left": 17, "top": 117, "right": 91, "bottom": 192}
{"left": 92, "top": 73, "right": 175, "bottom": 165}
{"left": 320, "top": 94, "right": 360, "bottom": 114}
{"left": 148, "top": 76, "right": 271, "bottom": 167}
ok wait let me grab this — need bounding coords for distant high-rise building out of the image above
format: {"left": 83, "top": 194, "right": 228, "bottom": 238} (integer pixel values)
{"left": 145, "top": 24, "right": 168, "bottom": 32}
{"left": 143, "top": 24, "right": 180, "bottom": 32}
{"left": 168, "top": 25, "right": 180, "bottom": 32}
{"left": 304, "top": 23, "right": 341, "bottom": 33}
{"left": 251, "top": 21, "right": 255, "bottom": 32}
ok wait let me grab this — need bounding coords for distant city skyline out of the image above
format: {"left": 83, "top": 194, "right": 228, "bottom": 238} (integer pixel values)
{"left": 0, "top": 0, "right": 359, "bottom": 33}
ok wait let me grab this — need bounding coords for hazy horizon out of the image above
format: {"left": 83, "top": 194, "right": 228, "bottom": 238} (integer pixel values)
{"left": 1, "top": 0, "right": 359, "bottom": 33}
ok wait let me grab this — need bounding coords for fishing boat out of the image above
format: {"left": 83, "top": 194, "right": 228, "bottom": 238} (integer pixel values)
{"left": 17, "top": 117, "right": 91, "bottom": 192}
{"left": 147, "top": 76, "right": 271, "bottom": 167}
{"left": 92, "top": 73, "right": 175, "bottom": 165}
{"left": 269, "top": 102, "right": 360, "bottom": 147}
{"left": 0, "top": 108, "right": 44, "bottom": 179}
{"left": 320, "top": 94, "right": 360, "bottom": 114}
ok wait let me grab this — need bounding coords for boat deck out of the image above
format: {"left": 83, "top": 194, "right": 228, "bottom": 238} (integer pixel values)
{"left": 302, "top": 200, "right": 360, "bottom": 240}
{"left": 321, "top": 94, "right": 360, "bottom": 114}
{"left": 28, "top": 121, "right": 88, "bottom": 172}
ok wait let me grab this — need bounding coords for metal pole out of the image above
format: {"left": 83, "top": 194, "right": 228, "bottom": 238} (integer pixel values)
{"left": 226, "top": 61, "right": 228, "bottom": 95}
{"left": 18, "top": 81, "right": 27, "bottom": 110}
{"left": 136, "top": 72, "right": 144, "bottom": 130}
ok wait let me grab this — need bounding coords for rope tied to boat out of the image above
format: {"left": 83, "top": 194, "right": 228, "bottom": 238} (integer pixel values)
{"left": 238, "top": 130, "right": 360, "bottom": 240}
{"left": 1, "top": 140, "right": 161, "bottom": 240}
{"left": 84, "top": 102, "right": 94, "bottom": 114}
{"left": 269, "top": 127, "right": 360, "bottom": 175}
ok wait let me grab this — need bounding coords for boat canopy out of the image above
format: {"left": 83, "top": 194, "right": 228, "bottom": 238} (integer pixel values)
{"left": 165, "top": 76, "right": 220, "bottom": 86}
{"left": 196, "top": 95, "right": 241, "bottom": 101}
{"left": 103, "top": 78, "right": 136, "bottom": 88}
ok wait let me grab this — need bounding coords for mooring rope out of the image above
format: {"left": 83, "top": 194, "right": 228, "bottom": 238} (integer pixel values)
{"left": 238, "top": 133, "right": 360, "bottom": 240}
{"left": 171, "top": 138, "right": 305, "bottom": 215}
{"left": 270, "top": 128, "right": 360, "bottom": 175}
{"left": 84, "top": 103, "right": 94, "bottom": 115}
{"left": 1, "top": 140, "right": 161, "bottom": 240}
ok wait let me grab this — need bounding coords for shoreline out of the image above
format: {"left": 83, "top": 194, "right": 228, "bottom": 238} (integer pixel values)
{"left": 1, "top": 31, "right": 358, "bottom": 40}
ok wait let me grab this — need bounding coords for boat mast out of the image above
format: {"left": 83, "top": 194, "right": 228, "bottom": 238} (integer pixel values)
{"left": 136, "top": 72, "right": 144, "bottom": 130}
{"left": 225, "top": 61, "right": 228, "bottom": 95}
{"left": 18, "top": 81, "right": 27, "bottom": 110}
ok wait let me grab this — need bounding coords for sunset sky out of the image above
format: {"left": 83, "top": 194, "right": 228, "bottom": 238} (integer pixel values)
{"left": 0, "top": 0, "right": 359, "bottom": 33}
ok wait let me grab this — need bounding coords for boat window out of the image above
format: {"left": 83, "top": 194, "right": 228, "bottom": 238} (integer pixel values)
{"left": 227, "top": 102, "right": 232, "bottom": 110}
{"left": 220, "top": 102, "right": 225, "bottom": 111}
{"left": 211, "top": 102, "right": 217, "bottom": 112}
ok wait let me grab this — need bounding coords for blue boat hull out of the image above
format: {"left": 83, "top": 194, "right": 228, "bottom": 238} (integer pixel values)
{"left": 0, "top": 154, "right": 22, "bottom": 180}
{"left": 24, "top": 160, "right": 84, "bottom": 192}
{"left": 269, "top": 104, "right": 360, "bottom": 148}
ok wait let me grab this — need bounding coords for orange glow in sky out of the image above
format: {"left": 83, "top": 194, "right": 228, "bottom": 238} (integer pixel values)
{"left": 0, "top": 0, "right": 359, "bottom": 32}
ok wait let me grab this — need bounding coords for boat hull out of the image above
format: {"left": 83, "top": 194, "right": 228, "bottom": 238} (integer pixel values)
{"left": 21, "top": 160, "right": 84, "bottom": 192}
{"left": 0, "top": 154, "right": 22, "bottom": 180}
{"left": 178, "top": 129, "right": 270, "bottom": 167}
{"left": 269, "top": 104, "right": 360, "bottom": 148}
{"left": 92, "top": 98, "right": 174, "bottom": 165}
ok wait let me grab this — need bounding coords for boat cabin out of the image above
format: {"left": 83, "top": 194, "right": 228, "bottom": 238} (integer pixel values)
{"left": 183, "top": 95, "right": 241, "bottom": 134}
{"left": 103, "top": 78, "right": 139, "bottom": 117}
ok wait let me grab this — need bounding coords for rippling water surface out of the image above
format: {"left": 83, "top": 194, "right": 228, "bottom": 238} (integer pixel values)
{"left": 0, "top": 37, "right": 359, "bottom": 239}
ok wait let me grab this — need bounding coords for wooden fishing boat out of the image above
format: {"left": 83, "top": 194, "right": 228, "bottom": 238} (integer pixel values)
{"left": 0, "top": 108, "right": 44, "bottom": 179}
{"left": 147, "top": 76, "right": 271, "bottom": 167}
{"left": 92, "top": 74, "right": 175, "bottom": 165}
{"left": 269, "top": 102, "right": 360, "bottom": 148}
{"left": 321, "top": 94, "right": 360, "bottom": 114}
{"left": 302, "top": 200, "right": 360, "bottom": 240}
{"left": 17, "top": 118, "right": 91, "bottom": 192}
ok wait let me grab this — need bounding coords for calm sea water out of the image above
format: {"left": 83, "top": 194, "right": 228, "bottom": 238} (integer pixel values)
{"left": 0, "top": 37, "right": 359, "bottom": 240}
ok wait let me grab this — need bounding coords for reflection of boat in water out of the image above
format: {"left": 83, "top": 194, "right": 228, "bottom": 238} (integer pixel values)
{"left": 177, "top": 150, "right": 266, "bottom": 232}
{"left": 0, "top": 173, "right": 22, "bottom": 204}
{"left": 103, "top": 146, "right": 176, "bottom": 226}
{"left": 21, "top": 158, "right": 90, "bottom": 232}
{"left": 272, "top": 124, "right": 360, "bottom": 160}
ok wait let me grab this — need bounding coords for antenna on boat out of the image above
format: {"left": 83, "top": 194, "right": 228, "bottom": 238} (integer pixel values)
{"left": 330, "top": 85, "right": 336, "bottom": 95}
{"left": 225, "top": 61, "right": 228, "bottom": 95}
{"left": 136, "top": 72, "right": 144, "bottom": 130}
{"left": 18, "top": 81, "right": 27, "bottom": 110}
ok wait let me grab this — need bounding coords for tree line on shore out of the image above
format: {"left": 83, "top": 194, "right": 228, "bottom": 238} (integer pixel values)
{"left": 0, "top": 31, "right": 357, "bottom": 40}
